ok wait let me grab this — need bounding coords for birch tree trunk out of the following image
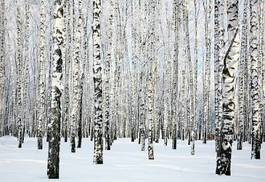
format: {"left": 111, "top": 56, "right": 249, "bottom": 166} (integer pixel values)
{"left": 16, "top": 6, "right": 24, "bottom": 148}
{"left": 138, "top": 73, "right": 146, "bottom": 150}
{"left": 129, "top": 0, "right": 138, "bottom": 141}
{"left": 237, "top": 0, "right": 248, "bottom": 150}
{"left": 70, "top": 0, "right": 82, "bottom": 153}
{"left": 257, "top": 0, "right": 263, "bottom": 143}
{"left": 202, "top": 0, "right": 212, "bottom": 144}
{"left": 250, "top": 0, "right": 262, "bottom": 160}
{"left": 183, "top": 0, "right": 194, "bottom": 149}
{"left": 147, "top": 65, "right": 156, "bottom": 160}
{"left": 259, "top": 0, "right": 265, "bottom": 143}
{"left": 62, "top": 0, "right": 73, "bottom": 143}
{"left": 172, "top": 0, "right": 180, "bottom": 150}
{"left": 216, "top": 0, "right": 240, "bottom": 176}
{"left": 0, "top": 0, "right": 5, "bottom": 135}
{"left": 214, "top": 0, "right": 225, "bottom": 152}
{"left": 46, "top": 1, "right": 54, "bottom": 142}
{"left": 77, "top": 73, "right": 84, "bottom": 148}
{"left": 138, "top": 0, "right": 147, "bottom": 151}
{"left": 93, "top": 0, "right": 103, "bottom": 164}
{"left": 47, "top": 0, "right": 64, "bottom": 179}
{"left": 37, "top": 0, "right": 46, "bottom": 150}
{"left": 104, "top": 0, "right": 114, "bottom": 151}
{"left": 192, "top": 0, "right": 199, "bottom": 155}
{"left": 147, "top": 0, "right": 156, "bottom": 160}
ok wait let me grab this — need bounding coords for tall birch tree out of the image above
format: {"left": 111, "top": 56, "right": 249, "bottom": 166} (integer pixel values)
{"left": 92, "top": 0, "right": 103, "bottom": 164}
{"left": 237, "top": 0, "right": 248, "bottom": 150}
{"left": 47, "top": 0, "right": 64, "bottom": 179}
{"left": 214, "top": 0, "right": 225, "bottom": 152}
{"left": 172, "top": 0, "right": 180, "bottom": 150}
{"left": 202, "top": 0, "right": 212, "bottom": 144}
{"left": 37, "top": 0, "right": 46, "bottom": 150}
{"left": 70, "top": 0, "right": 83, "bottom": 153}
{"left": 249, "top": 0, "right": 262, "bottom": 159}
{"left": 216, "top": 0, "right": 240, "bottom": 176}
{"left": 16, "top": 6, "right": 24, "bottom": 148}
{"left": 147, "top": 0, "right": 157, "bottom": 160}
{"left": 104, "top": 0, "right": 114, "bottom": 151}
{"left": 192, "top": 0, "right": 200, "bottom": 154}
{"left": 0, "top": 0, "right": 5, "bottom": 135}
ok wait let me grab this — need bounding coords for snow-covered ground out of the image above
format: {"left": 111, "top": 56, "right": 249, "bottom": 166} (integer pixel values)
{"left": 0, "top": 136, "right": 264, "bottom": 182}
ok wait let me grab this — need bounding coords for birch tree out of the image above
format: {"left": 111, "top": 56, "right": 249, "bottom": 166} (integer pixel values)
{"left": 62, "top": 0, "right": 73, "bottom": 143}
{"left": 16, "top": 6, "right": 24, "bottom": 148}
{"left": 138, "top": 0, "right": 147, "bottom": 151}
{"left": 172, "top": 0, "right": 180, "bottom": 150}
{"left": 183, "top": 0, "right": 194, "bottom": 147}
{"left": 146, "top": 0, "right": 157, "bottom": 160}
{"left": 37, "top": 0, "right": 46, "bottom": 150}
{"left": 237, "top": 0, "right": 248, "bottom": 150}
{"left": 214, "top": 0, "right": 225, "bottom": 152}
{"left": 259, "top": 0, "right": 265, "bottom": 143}
{"left": 92, "top": 0, "right": 103, "bottom": 164}
{"left": 202, "top": 0, "right": 212, "bottom": 144}
{"left": 249, "top": 0, "right": 262, "bottom": 159}
{"left": 0, "top": 0, "right": 5, "bottom": 136}
{"left": 104, "top": 0, "right": 114, "bottom": 151}
{"left": 216, "top": 0, "right": 240, "bottom": 176}
{"left": 192, "top": 0, "right": 200, "bottom": 154}
{"left": 47, "top": 0, "right": 64, "bottom": 178}
{"left": 70, "top": 0, "right": 82, "bottom": 153}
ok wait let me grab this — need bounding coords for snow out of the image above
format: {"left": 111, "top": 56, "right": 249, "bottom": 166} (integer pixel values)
{"left": 0, "top": 136, "right": 264, "bottom": 182}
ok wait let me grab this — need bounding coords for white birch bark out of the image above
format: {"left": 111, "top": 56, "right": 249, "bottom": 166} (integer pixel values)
{"left": 47, "top": 0, "right": 64, "bottom": 178}
{"left": 104, "top": 0, "right": 114, "bottom": 150}
{"left": 183, "top": 0, "right": 194, "bottom": 147}
{"left": 259, "top": 0, "right": 265, "bottom": 142}
{"left": 250, "top": 0, "right": 262, "bottom": 160}
{"left": 172, "top": 0, "right": 180, "bottom": 150}
{"left": 237, "top": 0, "right": 248, "bottom": 150}
{"left": 70, "top": 0, "right": 82, "bottom": 153}
{"left": 62, "top": 0, "right": 73, "bottom": 143}
{"left": 16, "top": 6, "right": 24, "bottom": 148}
{"left": 216, "top": 0, "right": 240, "bottom": 175}
{"left": 214, "top": 0, "right": 225, "bottom": 151}
{"left": 37, "top": 0, "right": 46, "bottom": 150}
{"left": 128, "top": 0, "right": 138, "bottom": 142}
{"left": 202, "top": 0, "right": 212, "bottom": 144}
{"left": 92, "top": 0, "right": 103, "bottom": 164}
{"left": 147, "top": 0, "right": 156, "bottom": 160}
{"left": 22, "top": 0, "right": 30, "bottom": 142}
{"left": 0, "top": 0, "right": 5, "bottom": 135}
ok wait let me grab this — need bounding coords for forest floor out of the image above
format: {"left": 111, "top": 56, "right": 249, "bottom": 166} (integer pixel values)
{"left": 0, "top": 136, "right": 264, "bottom": 182}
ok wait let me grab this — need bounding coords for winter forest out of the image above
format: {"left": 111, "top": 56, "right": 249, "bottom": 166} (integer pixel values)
{"left": 0, "top": 0, "right": 264, "bottom": 181}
